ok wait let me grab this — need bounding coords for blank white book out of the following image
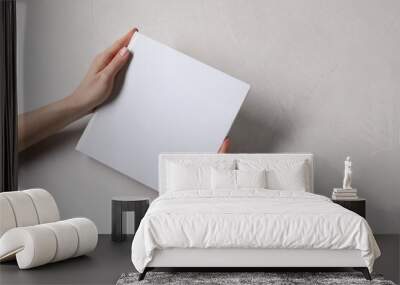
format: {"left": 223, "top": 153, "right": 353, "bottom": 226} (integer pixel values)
{"left": 76, "top": 33, "right": 250, "bottom": 190}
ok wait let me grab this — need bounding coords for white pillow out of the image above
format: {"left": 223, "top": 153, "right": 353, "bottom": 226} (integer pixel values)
{"left": 167, "top": 163, "right": 209, "bottom": 191}
{"left": 270, "top": 164, "right": 307, "bottom": 191}
{"left": 211, "top": 169, "right": 267, "bottom": 190}
{"left": 236, "top": 169, "right": 267, "bottom": 188}
{"left": 211, "top": 168, "right": 236, "bottom": 189}
{"left": 237, "top": 159, "right": 309, "bottom": 191}
{"left": 167, "top": 160, "right": 235, "bottom": 191}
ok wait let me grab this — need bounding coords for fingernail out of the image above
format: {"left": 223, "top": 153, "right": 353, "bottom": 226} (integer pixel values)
{"left": 119, "top": 47, "right": 128, "bottom": 57}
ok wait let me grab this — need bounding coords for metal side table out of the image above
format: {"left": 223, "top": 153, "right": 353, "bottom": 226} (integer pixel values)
{"left": 112, "top": 196, "right": 150, "bottom": 242}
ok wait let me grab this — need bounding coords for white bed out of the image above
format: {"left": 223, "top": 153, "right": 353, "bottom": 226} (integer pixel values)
{"left": 131, "top": 153, "right": 380, "bottom": 280}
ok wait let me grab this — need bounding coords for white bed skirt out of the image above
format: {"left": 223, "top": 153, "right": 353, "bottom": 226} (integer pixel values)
{"left": 148, "top": 248, "right": 366, "bottom": 268}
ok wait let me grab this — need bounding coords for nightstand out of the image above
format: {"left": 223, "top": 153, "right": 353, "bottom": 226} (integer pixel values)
{"left": 332, "top": 198, "right": 366, "bottom": 218}
{"left": 111, "top": 196, "right": 150, "bottom": 242}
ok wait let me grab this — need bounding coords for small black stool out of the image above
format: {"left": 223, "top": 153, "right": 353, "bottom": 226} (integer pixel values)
{"left": 111, "top": 196, "right": 150, "bottom": 242}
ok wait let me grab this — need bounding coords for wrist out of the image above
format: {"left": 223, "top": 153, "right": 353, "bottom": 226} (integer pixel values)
{"left": 64, "top": 92, "right": 93, "bottom": 117}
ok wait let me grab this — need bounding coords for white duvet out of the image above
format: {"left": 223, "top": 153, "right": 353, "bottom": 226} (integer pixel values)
{"left": 131, "top": 190, "right": 380, "bottom": 273}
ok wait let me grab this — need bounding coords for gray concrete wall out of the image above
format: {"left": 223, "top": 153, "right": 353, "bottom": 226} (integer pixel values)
{"left": 17, "top": 0, "right": 400, "bottom": 233}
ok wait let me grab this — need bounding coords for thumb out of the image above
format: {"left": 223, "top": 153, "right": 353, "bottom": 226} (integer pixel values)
{"left": 102, "top": 47, "right": 132, "bottom": 79}
{"left": 218, "top": 137, "right": 231, "bottom": 153}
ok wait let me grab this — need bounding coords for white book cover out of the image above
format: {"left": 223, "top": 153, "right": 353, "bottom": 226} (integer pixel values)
{"left": 333, "top": 188, "right": 358, "bottom": 193}
{"left": 333, "top": 192, "right": 358, "bottom": 197}
{"left": 332, "top": 197, "right": 359, "bottom": 201}
{"left": 76, "top": 33, "right": 250, "bottom": 190}
{"left": 332, "top": 194, "right": 359, "bottom": 200}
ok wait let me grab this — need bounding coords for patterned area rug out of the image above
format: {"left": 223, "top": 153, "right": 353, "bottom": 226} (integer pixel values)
{"left": 116, "top": 272, "right": 396, "bottom": 285}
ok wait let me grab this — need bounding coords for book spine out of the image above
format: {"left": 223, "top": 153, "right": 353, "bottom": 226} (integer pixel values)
{"left": 332, "top": 197, "right": 359, "bottom": 200}
{"left": 333, "top": 189, "right": 357, "bottom": 193}
{"left": 332, "top": 195, "right": 359, "bottom": 200}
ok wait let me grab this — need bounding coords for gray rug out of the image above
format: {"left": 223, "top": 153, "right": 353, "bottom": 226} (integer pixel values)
{"left": 116, "top": 272, "right": 396, "bottom": 285}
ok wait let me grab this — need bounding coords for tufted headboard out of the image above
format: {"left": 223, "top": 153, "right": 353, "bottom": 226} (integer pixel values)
{"left": 159, "top": 153, "right": 314, "bottom": 195}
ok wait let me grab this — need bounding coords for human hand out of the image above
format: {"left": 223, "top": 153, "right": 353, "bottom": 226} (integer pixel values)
{"left": 218, "top": 137, "right": 231, "bottom": 153}
{"left": 68, "top": 28, "right": 138, "bottom": 114}
{"left": 18, "top": 28, "right": 138, "bottom": 152}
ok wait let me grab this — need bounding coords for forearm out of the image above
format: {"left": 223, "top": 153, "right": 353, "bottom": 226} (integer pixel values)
{"left": 18, "top": 94, "right": 90, "bottom": 152}
{"left": 17, "top": 29, "right": 135, "bottom": 152}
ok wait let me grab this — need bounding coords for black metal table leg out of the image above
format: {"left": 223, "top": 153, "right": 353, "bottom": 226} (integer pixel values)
{"left": 112, "top": 200, "right": 124, "bottom": 241}
{"left": 134, "top": 200, "right": 150, "bottom": 233}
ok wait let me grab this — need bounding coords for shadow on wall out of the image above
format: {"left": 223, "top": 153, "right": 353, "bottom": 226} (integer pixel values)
{"left": 228, "top": 102, "right": 343, "bottom": 197}
{"left": 357, "top": 149, "right": 400, "bottom": 233}
{"left": 229, "top": 100, "right": 296, "bottom": 153}
{"left": 18, "top": 121, "right": 88, "bottom": 169}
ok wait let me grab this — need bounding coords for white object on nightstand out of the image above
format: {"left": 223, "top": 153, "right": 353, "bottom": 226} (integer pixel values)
{"left": 334, "top": 156, "right": 358, "bottom": 199}
{"left": 342, "top": 156, "right": 353, "bottom": 189}
{"left": 332, "top": 188, "right": 358, "bottom": 200}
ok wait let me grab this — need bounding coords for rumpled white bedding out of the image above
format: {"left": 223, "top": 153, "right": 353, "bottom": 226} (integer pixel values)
{"left": 131, "top": 190, "right": 380, "bottom": 273}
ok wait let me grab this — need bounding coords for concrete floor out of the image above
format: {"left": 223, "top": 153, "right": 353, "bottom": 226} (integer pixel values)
{"left": 0, "top": 234, "right": 398, "bottom": 285}
{"left": 0, "top": 235, "right": 133, "bottom": 285}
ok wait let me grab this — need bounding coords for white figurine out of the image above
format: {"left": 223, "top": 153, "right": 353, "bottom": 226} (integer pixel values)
{"left": 342, "top": 156, "right": 352, "bottom": 189}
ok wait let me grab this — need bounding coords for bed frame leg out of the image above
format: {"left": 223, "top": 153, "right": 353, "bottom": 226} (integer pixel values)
{"left": 354, "top": 267, "right": 371, "bottom": 280}
{"left": 138, "top": 268, "right": 148, "bottom": 281}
